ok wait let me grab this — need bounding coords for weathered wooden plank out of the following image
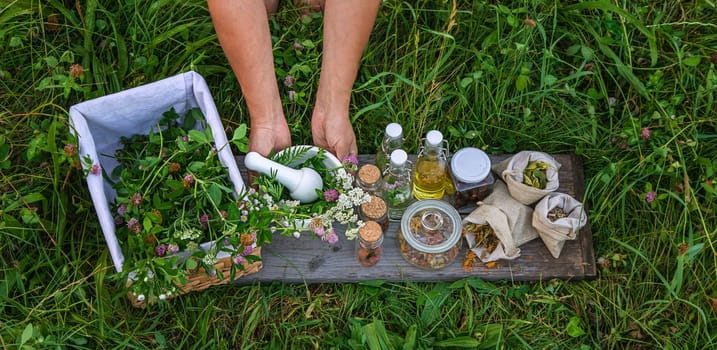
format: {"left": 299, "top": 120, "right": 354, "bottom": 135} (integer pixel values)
{"left": 234, "top": 153, "right": 596, "bottom": 284}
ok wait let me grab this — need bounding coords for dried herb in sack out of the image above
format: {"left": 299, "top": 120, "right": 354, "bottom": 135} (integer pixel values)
{"left": 463, "top": 222, "right": 499, "bottom": 258}
{"left": 523, "top": 160, "right": 549, "bottom": 189}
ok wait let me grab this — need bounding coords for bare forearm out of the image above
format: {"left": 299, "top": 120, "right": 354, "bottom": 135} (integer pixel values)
{"left": 311, "top": 0, "right": 380, "bottom": 159}
{"left": 207, "top": 0, "right": 283, "bottom": 125}
{"left": 317, "top": 0, "right": 381, "bottom": 108}
{"left": 208, "top": 0, "right": 290, "bottom": 156}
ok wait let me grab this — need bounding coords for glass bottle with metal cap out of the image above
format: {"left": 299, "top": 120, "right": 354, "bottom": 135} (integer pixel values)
{"left": 375, "top": 123, "right": 404, "bottom": 172}
{"left": 412, "top": 130, "right": 449, "bottom": 200}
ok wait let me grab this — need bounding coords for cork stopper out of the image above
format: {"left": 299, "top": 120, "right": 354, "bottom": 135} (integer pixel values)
{"left": 360, "top": 195, "right": 387, "bottom": 220}
{"left": 357, "top": 164, "right": 382, "bottom": 185}
{"left": 359, "top": 221, "right": 383, "bottom": 241}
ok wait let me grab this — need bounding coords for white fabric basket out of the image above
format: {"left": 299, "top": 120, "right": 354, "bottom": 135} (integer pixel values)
{"left": 69, "top": 71, "right": 245, "bottom": 272}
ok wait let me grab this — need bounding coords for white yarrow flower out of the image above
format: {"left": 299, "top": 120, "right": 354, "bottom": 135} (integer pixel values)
{"left": 202, "top": 253, "right": 217, "bottom": 265}
{"left": 345, "top": 227, "right": 359, "bottom": 240}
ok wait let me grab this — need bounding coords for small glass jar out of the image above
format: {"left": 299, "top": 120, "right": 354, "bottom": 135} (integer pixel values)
{"left": 356, "top": 163, "right": 383, "bottom": 195}
{"left": 398, "top": 199, "right": 462, "bottom": 269}
{"left": 356, "top": 221, "right": 384, "bottom": 267}
{"left": 360, "top": 195, "right": 389, "bottom": 233}
{"left": 450, "top": 147, "right": 495, "bottom": 213}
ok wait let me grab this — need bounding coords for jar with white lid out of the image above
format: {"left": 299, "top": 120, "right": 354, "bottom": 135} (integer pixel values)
{"left": 450, "top": 147, "right": 495, "bottom": 213}
{"left": 398, "top": 199, "right": 462, "bottom": 269}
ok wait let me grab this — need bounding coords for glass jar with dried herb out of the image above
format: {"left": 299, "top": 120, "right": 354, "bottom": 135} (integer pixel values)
{"left": 356, "top": 163, "right": 383, "bottom": 195}
{"left": 450, "top": 147, "right": 495, "bottom": 213}
{"left": 356, "top": 221, "right": 384, "bottom": 267}
{"left": 398, "top": 200, "right": 462, "bottom": 269}
{"left": 359, "top": 195, "right": 389, "bottom": 233}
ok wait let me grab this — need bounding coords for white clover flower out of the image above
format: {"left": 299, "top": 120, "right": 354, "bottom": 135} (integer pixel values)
{"left": 137, "top": 294, "right": 145, "bottom": 302}
{"left": 159, "top": 294, "right": 167, "bottom": 301}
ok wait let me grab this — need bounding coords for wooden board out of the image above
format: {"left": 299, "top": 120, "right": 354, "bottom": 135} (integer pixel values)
{"left": 235, "top": 154, "right": 596, "bottom": 284}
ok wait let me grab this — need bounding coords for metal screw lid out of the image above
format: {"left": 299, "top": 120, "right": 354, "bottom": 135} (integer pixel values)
{"left": 400, "top": 199, "right": 462, "bottom": 254}
{"left": 450, "top": 147, "right": 491, "bottom": 183}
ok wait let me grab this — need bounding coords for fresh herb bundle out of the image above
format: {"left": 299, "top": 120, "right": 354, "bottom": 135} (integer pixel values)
{"left": 110, "top": 108, "right": 267, "bottom": 301}
{"left": 109, "top": 108, "right": 369, "bottom": 302}
{"left": 252, "top": 147, "right": 371, "bottom": 243}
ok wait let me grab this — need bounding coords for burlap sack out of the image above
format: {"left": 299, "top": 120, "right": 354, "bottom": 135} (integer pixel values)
{"left": 492, "top": 151, "right": 561, "bottom": 205}
{"left": 463, "top": 180, "right": 538, "bottom": 262}
{"left": 532, "top": 192, "right": 587, "bottom": 258}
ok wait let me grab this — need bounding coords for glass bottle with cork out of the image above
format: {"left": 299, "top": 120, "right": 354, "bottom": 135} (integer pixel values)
{"left": 381, "top": 149, "right": 413, "bottom": 221}
{"left": 356, "top": 221, "right": 384, "bottom": 267}
{"left": 412, "top": 130, "right": 449, "bottom": 200}
{"left": 375, "top": 123, "right": 404, "bottom": 172}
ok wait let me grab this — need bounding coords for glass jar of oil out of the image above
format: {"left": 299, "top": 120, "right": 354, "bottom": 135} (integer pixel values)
{"left": 412, "top": 130, "right": 449, "bottom": 200}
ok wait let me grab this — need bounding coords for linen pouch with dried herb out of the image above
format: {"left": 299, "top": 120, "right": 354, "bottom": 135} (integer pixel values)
{"left": 532, "top": 192, "right": 587, "bottom": 259}
{"left": 463, "top": 180, "right": 539, "bottom": 262}
{"left": 492, "top": 150, "right": 561, "bottom": 205}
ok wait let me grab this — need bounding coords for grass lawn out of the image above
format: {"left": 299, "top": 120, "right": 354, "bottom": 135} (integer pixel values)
{"left": 1, "top": 0, "right": 716, "bottom": 348}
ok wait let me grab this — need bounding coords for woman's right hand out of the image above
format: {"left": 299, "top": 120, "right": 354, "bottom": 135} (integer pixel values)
{"left": 248, "top": 118, "right": 292, "bottom": 157}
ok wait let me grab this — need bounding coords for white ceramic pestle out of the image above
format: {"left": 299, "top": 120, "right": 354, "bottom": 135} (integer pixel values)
{"left": 244, "top": 151, "right": 323, "bottom": 203}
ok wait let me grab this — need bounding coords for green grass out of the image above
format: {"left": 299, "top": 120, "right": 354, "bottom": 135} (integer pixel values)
{"left": 1, "top": 0, "right": 716, "bottom": 348}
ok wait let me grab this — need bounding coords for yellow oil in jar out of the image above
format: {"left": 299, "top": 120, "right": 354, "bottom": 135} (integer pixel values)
{"left": 412, "top": 157, "right": 447, "bottom": 200}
